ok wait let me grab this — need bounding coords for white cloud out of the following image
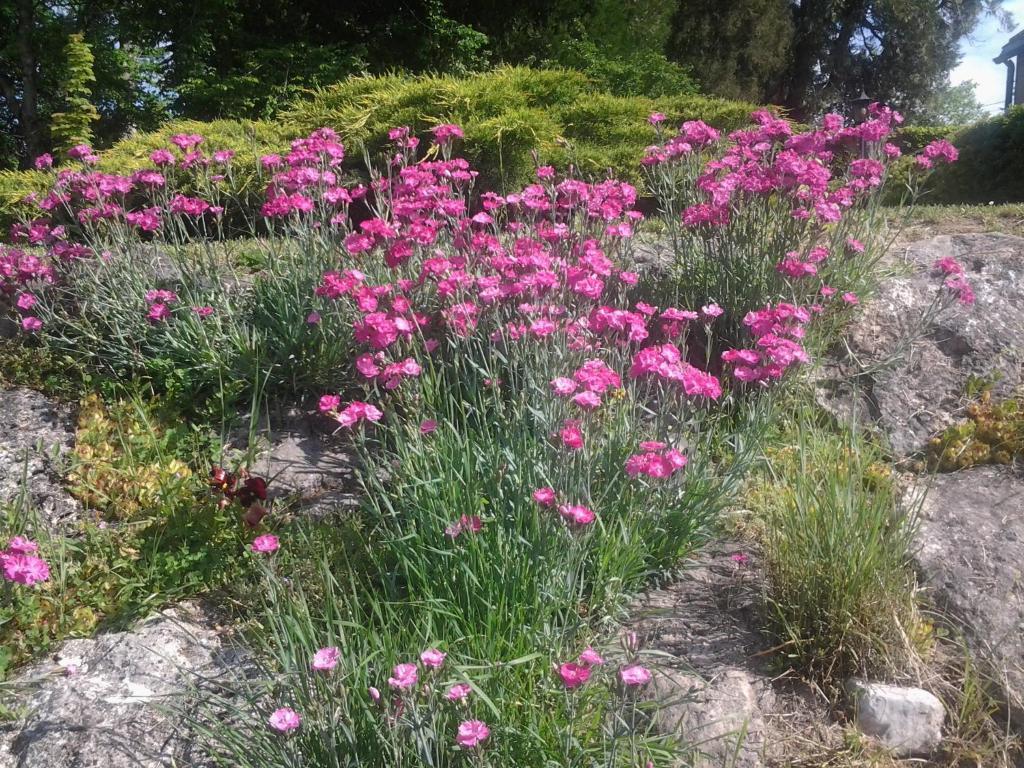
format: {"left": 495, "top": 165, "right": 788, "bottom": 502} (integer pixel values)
{"left": 951, "top": 0, "right": 1024, "bottom": 113}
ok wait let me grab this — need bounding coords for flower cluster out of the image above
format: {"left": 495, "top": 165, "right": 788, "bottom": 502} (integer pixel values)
{"left": 1, "top": 536, "right": 49, "bottom": 586}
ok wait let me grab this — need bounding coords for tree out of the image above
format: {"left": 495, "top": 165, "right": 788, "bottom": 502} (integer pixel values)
{"left": 667, "top": 0, "right": 793, "bottom": 102}
{"left": 917, "top": 80, "right": 989, "bottom": 125}
{"left": 0, "top": 0, "right": 169, "bottom": 168}
{"left": 50, "top": 33, "right": 100, "bottom": 153}
{"left": 780, "top": 0, "right": 1011, "bottom": 118}
{"left": 668, "top": 0, "right": 1011, "bottom": 119}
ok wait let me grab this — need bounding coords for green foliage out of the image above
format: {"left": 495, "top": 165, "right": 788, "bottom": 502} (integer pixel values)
{"left": 177, "top": 45, "right": 368, "bottom": 121}
{"left": 926, "top": 390, "right": 1023, "bottom": 471}
{"left": 551, "top": 38, "right": 699, "bottom": 98}
{"left": 283, "top": 67, "right": 759, "bottom": 191}
{"left": 50, "top": 33, "right": 100, "bottom": 155}
{"left": 667, "top": 0, "right": 793, "bottom": 102}
{"left": 755, "top": 408, "right": 920, "bottom": 681}
{"left": 920, "top": 106, "right": 1024, "bottom": 204}
{"left": 918, "top": 80, "right": 990, "bottom": 126}
{"left": 0, "top": 393, "right": 248, "bottom": 677}
{"left": 892, "top": 124, "right": 958, "bottom": 154}
{"left": 0, "top": 69, "right": 759, "bottom": 227}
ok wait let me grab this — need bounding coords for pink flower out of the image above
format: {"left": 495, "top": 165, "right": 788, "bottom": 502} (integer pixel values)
{"left": 558, "top": 662, "right": 592, "bottom": 689}
{"left": 550, "top": 377, "right": 578, "bottom": 396}
{"left": 15, "top": 293, "right": 37, "bottom": 312}
{"left": 701, "top": 303, "right": 723, "bottom": 319}
{"left": 250, "top": 535, "right": 279, "bottom": 554}
{"left": 558, "top": 504, "right": 596, "bottom": 526}
{"left": 730, "top": 552, "right": 750, "bottom": 566}
{"left": 533, "top": 487, "right": 556, "bottom": 507}
{"left": 67, "top": 144, "right": 93, "bottom": 159}
{"left": 841, "top": 292, "right": 859, "bottom": 305}
{"left": 6, "top": 536, "right": 38, "bottom": 554}
{"left": 648, "top": 112, "right": 666, "bottom": 125}
{"left": 34, "top": 153, "right": 53, "bottom": 169}
{"left": 619, "top": 665, "right": 652, "bottom": 686}
{"left": 932, "top": 257, "right": 964, "bottom": 276}
{"left": 147, "top": 303, "right": 170, "bottom": 323}
{"left": 579, "top": 647, "right": 605, "bottom": 666}
{"left": 420, "top": 648, "right": 446, "bottom": 668}
{"left": 420, "top": 419, "right": 438, "bottom": 435}
{"left": 572, "top": 391, "right": 602, "bottom": 410}
{"left": 1, "top": 553, "right": 49, "bottom": 585}
{"left": 369, "top": 686, "right": 381, "bottom": 702}
{"left": 446, "top": 683, "right": 472, "bottom": 702}
{"left": 336, "top": 401, "right": 383, "bottom": 428}
{"left": 268, "top": 707, "right": 301, "bottom": 733}
{"left": 312, "top": 646, "right": 340, "bottom": 672}
{"left": 306, "top": 311, "right": 321, "bottom": 324}
{"left": 432, "top": 123, "right": 464, "bottom": 143}
{"left": 318, "top": 394, "right": 341, "bottom": 413}
{"left": 20, "top": 317, "right": 42, "bottom": 333}
{"left": 388, "top": 663, "right": 418, "bottom": 689}
{"left": 191, "top": 306, "right": 214, "bottom": 317}
{"left": 456, "top": 720, "right": 490, "bottom": 749}
{"left": 559, "top": 420, "right": 584, "bottom": 451}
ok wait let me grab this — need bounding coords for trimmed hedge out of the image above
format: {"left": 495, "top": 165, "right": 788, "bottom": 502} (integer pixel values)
{"left": 1, "top": 67, "right": 761, "bottom": 228}
{"left": 921, "top": 106, "right": 1024, "bottom": 204}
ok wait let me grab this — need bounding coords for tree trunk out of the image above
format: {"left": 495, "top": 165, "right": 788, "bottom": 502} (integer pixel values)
{"left": 16, "top": 0, "right": 42, "bottom": 166}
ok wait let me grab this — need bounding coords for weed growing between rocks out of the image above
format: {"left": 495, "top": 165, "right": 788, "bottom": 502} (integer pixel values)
{"left": 752, "top": 405, "right": 922, "bottom": 682}
{"left": 0, "top": 107, "right": 973, "bottom": 764}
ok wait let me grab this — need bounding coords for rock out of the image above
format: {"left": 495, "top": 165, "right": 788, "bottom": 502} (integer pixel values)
{"left": 845, "top": 233, "right": 1024, "bottom": 455}
{"left": 652, "top": 668, "right": 772, "bottom": 768}
{"left": 912, "top": 466, "right": 1024, "bottom": 723}
{"left": 0, "top": 603, "right": 233, "bottom": 768}
{"left": 230, "top": 408, "right": 360, "bottom": 518}
{"left": 846, "top": 679, "right": 945, "bottom": 755}
{"left": 629, "top": 543, "right": 832, "bottom": 767}
{"left": 0, "top": 388, "right": 79, "bottom": 527}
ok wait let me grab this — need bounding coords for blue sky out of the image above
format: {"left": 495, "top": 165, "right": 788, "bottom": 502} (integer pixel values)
{"left": 951, "top": 0, "right": 1024, "bottom": 113}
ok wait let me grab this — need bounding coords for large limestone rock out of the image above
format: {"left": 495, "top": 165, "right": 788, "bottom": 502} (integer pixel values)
{"left": 0, "top": 603, "right": 233, "bottom": 768}
{"left": 913, "top": 466, "right": 1024, "bottom": 723}
{"left": 846, "top": 678, "right": 945, "bottom": 756}
{"left": 0, "top": 388, "right": 79, "bottom": 526}
{"left": 841, "top": 233, "right": 1024, "bottom": 455}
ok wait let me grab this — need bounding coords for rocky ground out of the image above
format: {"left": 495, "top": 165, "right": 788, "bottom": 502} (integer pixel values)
{"left": 1, "top": 232, "right": 1022, "bottom": 766}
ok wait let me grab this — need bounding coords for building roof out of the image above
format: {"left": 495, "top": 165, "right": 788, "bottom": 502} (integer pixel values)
{"left": 995, "top": 29, "right": 1024, "bottom": 64}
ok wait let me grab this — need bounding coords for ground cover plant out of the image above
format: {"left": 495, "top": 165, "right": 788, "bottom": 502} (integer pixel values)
{"left": 0, "top": 101, "right": 972, "bottom": 765}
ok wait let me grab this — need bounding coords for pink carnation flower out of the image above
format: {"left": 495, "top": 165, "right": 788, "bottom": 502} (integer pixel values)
{"left": 420, "top": 648, "right": 447, "bottom": 668}
{"left": 312, "top": 646, "right": 340, "bottom": 672}
{"left": 558, "top": 662, "right": 591, "bottom": 689}
{"left": 268, "top": 707, "right": 301, "bottom": 733}
{"left": 250, "top": 535, "right": 279, "bottom": 554}
{"left": 456, "top": 720, "right": 490, "bottom": 749}
{"left": 446, "top": 683, "right": 472, "bottom": 702}
{"left": 619, "top": 664, "right": 652, "bottom": 686}
{"left": 388, "top": 662, "right": 418, "bottom": 689}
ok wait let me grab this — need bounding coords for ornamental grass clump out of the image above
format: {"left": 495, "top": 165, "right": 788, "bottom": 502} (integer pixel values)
{"left": 0, "top": 103, "right": 958, "bottom": 764}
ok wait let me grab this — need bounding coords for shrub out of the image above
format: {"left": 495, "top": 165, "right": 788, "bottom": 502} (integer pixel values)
{"left": 282, "top": 67, "right": 759, "bottom": 190}
{"left": 887, "top": 108, "right": 1024, "bottom": 205}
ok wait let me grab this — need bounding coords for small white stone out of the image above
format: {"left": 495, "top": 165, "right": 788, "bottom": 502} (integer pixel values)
{"left": 846, "top": 678, "right": 944, "bottom": 756}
